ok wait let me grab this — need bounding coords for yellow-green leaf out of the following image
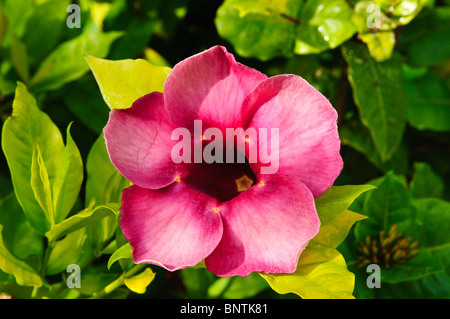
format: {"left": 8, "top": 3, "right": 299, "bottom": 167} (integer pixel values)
{"left": 85, "top": 55, "right": 171, "bottom": 109}
{"left": 260, "top": 241, "right": 355, "bottom": 299}
{"left": 30, "top": 143, "right": 54, "bottom": 226}
{"left": 45, "top": 203, "right": 119, "bottom": 243}
{"left": 124, "top": 268, "right": 156, "bottom": 294}
{"left": 313, "top": 209, "right": 367, "bottom": 248}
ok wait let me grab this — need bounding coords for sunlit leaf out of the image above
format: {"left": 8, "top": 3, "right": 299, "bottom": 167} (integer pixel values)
{"left": 85, "top": 55, "right": 171, "bottom": 109}
{"left": 2, "top": 82, "right": 64, "bottom": 234}
{"left": 261, "top": 241, "right": 355, "bottom": 299}
{"left": 123, "top": 268, "right": 155, "bottom": 294}
{"left": 107, "top": 243, "right": 133, "bottom": 270}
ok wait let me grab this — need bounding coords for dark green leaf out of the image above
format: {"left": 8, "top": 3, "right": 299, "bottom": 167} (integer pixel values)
{"left": 343, "top": 42, "right": 407, "bottom": 161}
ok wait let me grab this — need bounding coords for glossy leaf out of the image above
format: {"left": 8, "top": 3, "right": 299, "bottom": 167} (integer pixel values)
{"left": 215, "top": 0, "right": 300, "bottom": 60}
{"left": 216, "top": 0, "right": 356, "bottom": 60}
{"left": 261, "top": 241, "right": 355, "bottom": 299}
{"left": 343, "top": 42, "right": 407, "bottom": 161}
{"left": 85, "top": 55, "right": 171, "bottom": 109}
{"left": 294, "top": 0, "right": 357, "bottom": 54}
{"left": 0, "top": 225, "right": 42, "bottom": 287}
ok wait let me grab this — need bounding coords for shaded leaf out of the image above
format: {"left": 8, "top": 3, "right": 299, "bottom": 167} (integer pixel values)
{"left": 30, "top": 30, "right": 123, "bottom": 91}
{"left": 343, "top": 42, "right": 407, "bottom": 161}
{"left": 0, "top": 224, "right": 42, "bottom": 287}
{"left": 409, "top": 162, "right": 444, "bottom": 199}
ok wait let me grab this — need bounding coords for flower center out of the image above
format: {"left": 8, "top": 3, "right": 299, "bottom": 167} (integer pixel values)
{"left": 182, "top": 145, "right": 257, "bottom": 202}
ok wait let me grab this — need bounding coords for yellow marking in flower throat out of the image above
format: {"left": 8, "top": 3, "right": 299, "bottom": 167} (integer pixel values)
{"left": 235, "top": 175, "right": 254, "bottom": 192}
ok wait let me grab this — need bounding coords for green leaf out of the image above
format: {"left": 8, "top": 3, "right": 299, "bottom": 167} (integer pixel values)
{"left": 85, "top": 133, "right": 129, "bottom": 252}
{"left": 85, "top": 55, "right": 171, "bottom": 109}
{"left": 314, "top": 210, "right": 368, "bottom": 249}
{"left": 85, "top": 133, "right": 129, "bottom": 206}
{"left": 380, "top": 198, "right": 450, "bottom": 283}
{"left": 0, "top": 224, "right": 42, "bottom": 287}
{"left": 0, "top": 193, "right": 43, "bottom": 264}
{"left": 339, "top": 120, "right": 409, "bottom": 173}
{"left": 52, "top": 123, "right": 83, "bottom": 224}
{"left": 30, "top": 143, "right": 54, "bottom": 226}
{"left": 221, "top": 273, "right": 269, "bottom": 299}
{"left": 46, "top": 228, "right": 88, "bottom": 275}
{"left": 10, "top": 34, "right": 30, "bottom": 84}
{"left": 313, "top": 185, "right": 374, "bottom": 248}
{"left": 398, "top": 7, "right": 450, "bottom": 67}
{"left": 409, "top": 162, "right": 444, "bottom": 199}
{"left": 355, "top": 171, "right": 414, "bottom": 238}
{"left": 315, "top": 185, "right": 375, "bottom": 224}
{"left": 294, "top": 0, "right": 357, "bottom": 54}
{"left": 30, "top": 30, "right": 123, "bottom": 91}
{"left": 45, "top": 203, "right": 120, "bottom": 244}
{"left": 352, "top": 0, "right": 427, "bottom": 61}
{"left": 21, "top": 0, "right": 69, "bottom": 67}
{"left": 107, "top": 243, "right": 133, "bottom": 270}
{"left": 342, "top": 42, "right": 407, "bottom": 161}
{"left": 261, "top": 241, "right": 355, "bottom": 299}
{"left": 358, "top": 31, "right": 396, "bottom": 62}
{"left": 215, "top": 0, "right": 300, "bottom": 60}
{"left": 123, "top": 268, "right": 155, "bottom": 294}
{"left": 2, "top": 82, "right": 64, "bottom": 234}
{"left": 215, "top": 0, "right": 356, "bottom": 60}
{"left": 403, "top": 69, "right": 450, "bottom": 131}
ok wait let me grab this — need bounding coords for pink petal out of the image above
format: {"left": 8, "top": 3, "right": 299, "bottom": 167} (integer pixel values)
{"left": 244, "top": 74, "right": 343, "bottom": 197}
{"left": 164, "top": 46, "right": 267, "bottom": 131}
{"left": 104, "top": 92, "right": 183, "bottom": 189}
{"left": 120, "top": 183, "right": 223, "bottom": 271}
{"left": 205, "top": 174, "right": 320, "bottom": 277}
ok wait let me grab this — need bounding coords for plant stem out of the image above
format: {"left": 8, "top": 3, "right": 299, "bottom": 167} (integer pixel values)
{"left": 89, "top": 264, "right": 146, "bottom": 299}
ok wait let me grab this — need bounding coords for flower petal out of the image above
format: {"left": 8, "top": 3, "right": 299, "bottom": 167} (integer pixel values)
{"left": 120, "top": 183, "right": 223, "bottom": 271}
{"left": 164, "top": 45, "right": 267, "bottom": 131}
{"left": 205, "top": 174, "right": 320, "bottom": 277}
{"left": 244, "top": 74, "right": 343, "bottom": 197}
{"left": 104, "top": 92, "right": 182, "bottom": 189}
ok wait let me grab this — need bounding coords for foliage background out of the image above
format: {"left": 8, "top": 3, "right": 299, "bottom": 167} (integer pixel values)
{"left": 0, "top": 0, "right": 449, "bottom": 299}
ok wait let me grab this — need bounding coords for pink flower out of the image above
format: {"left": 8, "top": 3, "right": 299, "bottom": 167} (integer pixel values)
{"left": 104, "top": 46, "right": 343, "bottom": 277}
